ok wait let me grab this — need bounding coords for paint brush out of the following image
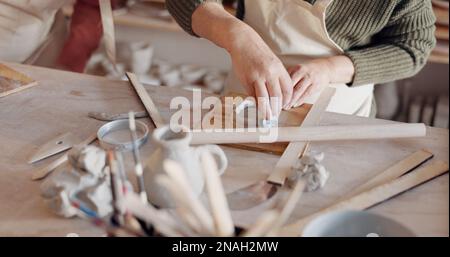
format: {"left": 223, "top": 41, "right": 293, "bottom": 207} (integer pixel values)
{"left": 129, "top": 111, "right": 148, "bottom": 203}
{"left": 107, "top": 151, "right": 124, "bottom": 225}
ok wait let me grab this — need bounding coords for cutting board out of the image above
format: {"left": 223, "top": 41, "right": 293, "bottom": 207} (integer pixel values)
{"left": 0, "top": 63, "right": 38, "bottom": 98}
{"left": 196, "top": 93, "right": 312, "bottom": 155}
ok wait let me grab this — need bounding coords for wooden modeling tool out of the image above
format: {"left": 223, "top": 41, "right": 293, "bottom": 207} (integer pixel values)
{"left": 31, "top": 133, "right": 98, "bottom": 180}
{"left": 225, "top": 88, "right": 335, "bottom": 210}
{"left": 279, "top": 161, "right": 449, "bottom": 236}
{"left": 126, "top": 72, "right": 165, "bottom": 128}
{"left": 28, "top": 132, "right": 79, "bottom": 164}
{"left": 200, "top": 151, "right": 235, "bottom": 237}
{"left": 162, "top": 160, "right": 215, "bottom": 235}
{"left": 0, "top": 63, "right": 38, "bottom": 98}
{"left": 89, "top": 111, "right": 148, "bottom": 122}
{"left": 129, "top": 112, "right": 148, "bottom": 203}
{"left": 99, "top": 0, "right": 117, "bottom": 66}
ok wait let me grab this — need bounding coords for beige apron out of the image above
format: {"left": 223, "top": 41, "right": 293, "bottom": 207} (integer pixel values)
{"left": 225, "top": 0, "right": 374, "bottom": 117}
{"left": 0, "top": 0, "right": 68, "bottom": 66}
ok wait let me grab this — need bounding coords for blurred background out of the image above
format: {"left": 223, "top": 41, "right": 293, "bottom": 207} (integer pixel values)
{"left": 60, "top": 0, "right": 449, "bottom": 127}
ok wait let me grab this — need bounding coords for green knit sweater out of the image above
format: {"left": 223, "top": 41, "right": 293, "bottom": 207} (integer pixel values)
{"left": 166, "top": 0, "right": 436, "bottom": 86}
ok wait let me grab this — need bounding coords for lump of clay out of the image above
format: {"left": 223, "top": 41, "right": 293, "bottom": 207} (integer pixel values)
{"left": 40, "top": 146, "right": 112, "bottom": 218}
{"left": 288, "top": 151, "right": 330, "bottom": 192}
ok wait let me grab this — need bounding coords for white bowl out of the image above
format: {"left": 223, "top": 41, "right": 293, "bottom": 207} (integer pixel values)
{"left": 302, "top": 211, "right": 415, "bottom": 237}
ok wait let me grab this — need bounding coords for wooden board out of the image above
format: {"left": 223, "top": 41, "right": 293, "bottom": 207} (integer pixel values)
{"left": 0, "top": 63, "right": 37, "bottom": 98}
{"left": 196, "top": 92, "right": 311, "bottom": 155}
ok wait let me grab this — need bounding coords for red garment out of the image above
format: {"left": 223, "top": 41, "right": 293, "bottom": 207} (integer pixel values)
{"left": 57, "top": 0, "right": 118, "bottom": 73}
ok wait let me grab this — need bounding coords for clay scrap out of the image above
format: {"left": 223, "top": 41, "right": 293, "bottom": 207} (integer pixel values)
{"left": 40, "top": 146, "right": 113, "bottom": 218}
{"left": 287, "top": 151, "right": 330, "bottom": 192}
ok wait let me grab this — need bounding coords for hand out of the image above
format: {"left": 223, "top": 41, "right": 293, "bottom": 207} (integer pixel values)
{"left": 228, "top": 29, "right": 293, "bottom": 119}
{"left": 191, "top": 2, "right": 293, "bottom": 118}
{"left": 287, "top": 59, "right": 333, "bottom": 108}
{"left": 287, "top": 56, "right": 356, "bottom": 108}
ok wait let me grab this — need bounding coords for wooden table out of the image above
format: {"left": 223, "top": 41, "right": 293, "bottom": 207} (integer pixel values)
{"left": 0, "top": 63, "right": 448, "bottom": 237}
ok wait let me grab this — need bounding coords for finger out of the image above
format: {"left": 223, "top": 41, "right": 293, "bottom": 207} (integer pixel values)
{"left": 265, "top": 79, "right": 282, "bottom": 117}
{"left": 280, "top": 72, "right": 293, "bottom": 109}
{"left": 290, "top": 80, "right": 312, "bottom": 108}
{"left": 288, "top": 74, "right": 312, "bottom": 108}
{"left": 253, "top": 80, "right": 272, "bottom": 121}
{"left": 289, "top": 65, "right": 305, "bottom": 87}
{"left": 295, "top": 83, "right": 315, "bottom": 108}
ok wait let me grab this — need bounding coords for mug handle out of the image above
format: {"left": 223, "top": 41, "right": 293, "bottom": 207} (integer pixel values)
{"left": 196, "top": 145, "right": 228, "bottom": 175}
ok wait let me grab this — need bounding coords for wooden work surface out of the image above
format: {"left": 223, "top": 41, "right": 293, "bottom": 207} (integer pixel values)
{"left": 0, "top": 63, "right": 448, "bottom": 237}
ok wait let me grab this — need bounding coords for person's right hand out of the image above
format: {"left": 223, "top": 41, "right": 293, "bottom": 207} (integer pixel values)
{"left": 228, "top": 28, "right": 293, "bottom": 119}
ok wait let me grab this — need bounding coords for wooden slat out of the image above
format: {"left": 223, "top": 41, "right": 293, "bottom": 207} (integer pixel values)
{"left": 99, "top": 0, "right": 117, "bottom": 65}
{"left": 267, "top": 88, "right": 336, "bottom": 185}
{"left": 126, "top": 72, "right": 165, "bottom": 128}
{"left": 279, "top": 161, "right": 449, "bottom": 236}
{"left": 344, "top": 149, "right": 434, "bottom": 198}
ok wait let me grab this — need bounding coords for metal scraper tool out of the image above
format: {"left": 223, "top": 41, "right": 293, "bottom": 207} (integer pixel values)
{"left": 28, "top": 132, "right": 79, "bottom": 164}
{"left": 226, "top": 88, "right": 336, "bottom": 210}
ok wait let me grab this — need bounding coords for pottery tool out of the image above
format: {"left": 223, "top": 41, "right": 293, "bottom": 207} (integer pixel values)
{"left": 162, "top": 160, "right": 215, "bottom": 235}
{"left": 121, "top": 193, "right": 185, "bottom": 237}
{"left": 200, "top": 151, "right": 234, "bottom": 237}
{"left": 0, "top": 63, "right": 38, "bottom": 98}
{"left": 190, "top": 123, "right": 427, "bottom": 145}
{"left": 242, "top": 210, "right": 279, "bottom": 237}
{"left": 99, "top": 0, "right": 117, "bottom": 67}
{"left": 107, "top": 151, "right": 124, "bottom": 225}
{"left": 28, "top": 132, "right": 79, "bottom": 164}
{"left": 128, "top": 112, "right": 148, "bottom": 203}
{"left": 243, "top": 179, "right": 307, "bottom": 237}
{"left": 155, "top": 176, "right": 206, "bottom": 236}
{"left": 97, "top": 119, "right": 149, "bottom": 151}
{"left": 279, "top": 161, "right": 449, "bottom": 236}
{"left": 31, "top": 133, "right": 98, "bottom": 181}
{"left": 71, "top": 198, "right": 143, "bottom": 237}
{"left": 344, "top": 149, "right": 434, "bottom": 198}
{"left": 126, "top": 72, "right": 165, "bottom": 128}
{"left": 88, "top": 111, "right": 148, "bottom": 122}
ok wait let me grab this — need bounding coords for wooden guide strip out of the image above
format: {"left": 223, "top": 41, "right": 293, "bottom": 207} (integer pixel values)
{"left": 126, "top": 72, "right": 165, "bottom": 128}
{"left": 99, "top": 0, "right": 117, "bottom": 65}
{"left": 345, "top": 149, "right": 434, "bottom": 198}
{"left": 279, "top": 161, "right": 449, "bottom": 236}
{"left": 267, "top": 87, "right": 336, "bottom": 185}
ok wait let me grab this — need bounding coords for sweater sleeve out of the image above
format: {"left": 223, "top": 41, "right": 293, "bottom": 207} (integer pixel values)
{"left": 345, "top": 0, "right": 436, "bottom": 86}
{"left": 166, "top": 0, "right": 223, "bottom": 36}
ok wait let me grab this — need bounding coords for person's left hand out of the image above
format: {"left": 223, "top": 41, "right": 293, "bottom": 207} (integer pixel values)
{"left": 286, "top": 59, "right": 332, "bottom": 109}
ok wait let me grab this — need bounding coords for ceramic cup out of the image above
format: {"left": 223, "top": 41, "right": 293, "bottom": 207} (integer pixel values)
{"left": 302, "top": 210, "right": 416, "bottom": 237}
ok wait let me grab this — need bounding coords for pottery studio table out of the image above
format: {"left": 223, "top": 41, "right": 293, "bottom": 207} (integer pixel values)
{"left": 0, "top": 63, "right": 448, "bottom": 237}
